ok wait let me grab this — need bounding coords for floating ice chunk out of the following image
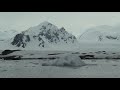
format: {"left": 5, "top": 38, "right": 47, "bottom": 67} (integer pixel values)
{"left": 42, "top": 54, "right": 86, "bottom": 67}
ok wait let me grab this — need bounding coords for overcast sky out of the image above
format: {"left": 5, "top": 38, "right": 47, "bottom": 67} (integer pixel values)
{"left": 0, "top": 12, "right": 120, "bottom": 36}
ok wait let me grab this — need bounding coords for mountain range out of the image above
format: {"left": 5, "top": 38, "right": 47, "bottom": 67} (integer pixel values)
{"left": 0, "top": 22, "right": 120, "bottom": 50}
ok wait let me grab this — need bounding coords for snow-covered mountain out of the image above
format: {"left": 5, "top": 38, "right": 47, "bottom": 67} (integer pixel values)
{"left": 10, "top": 21, "right": 78, "bottom": 50}
{"left": 0, "top": 30, "right": 19, "bottom": 41}
{"left": 79, "top": 25, "right": 120, "bottom": 43}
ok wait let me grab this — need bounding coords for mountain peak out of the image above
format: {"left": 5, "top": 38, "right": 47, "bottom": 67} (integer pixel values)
{"left": 34, "top": 21, "right": 58, "bottom": 31}
{"left": 11, "top": 22, "right": 78, "bottom": 49}
{"left": 59, "top": 27, "right": 68, "bottom": 33}
{"left": 60, "top": 27, "right": 65, "bottom": 30}
{"left": 39, "top": 21, "right": 53, "bottom": 26}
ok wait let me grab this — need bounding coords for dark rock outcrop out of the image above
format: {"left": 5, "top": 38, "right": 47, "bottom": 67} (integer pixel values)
{"left": 1, "top": 50, "right": 21, "bottom": 55}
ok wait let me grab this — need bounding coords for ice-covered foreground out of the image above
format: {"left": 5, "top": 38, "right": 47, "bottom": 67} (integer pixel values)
{"left": 0, "top": 59, "right": 120, "bottom": 78}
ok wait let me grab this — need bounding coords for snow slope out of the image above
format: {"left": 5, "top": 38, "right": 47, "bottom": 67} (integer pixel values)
{"left": 79, "top": 25, "right": 120, "bottom": 43}
{"left": 0, "top": 30, "right": 19, "bottom": 41}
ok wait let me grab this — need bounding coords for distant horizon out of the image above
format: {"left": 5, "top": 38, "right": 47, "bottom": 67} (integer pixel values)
{"left": 0, "top": 12, "right": 120, "bottom": 37}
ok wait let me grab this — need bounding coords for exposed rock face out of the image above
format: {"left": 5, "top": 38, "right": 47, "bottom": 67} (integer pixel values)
{"left": 11, "top": 33, "right": 30, "bottom": 48}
